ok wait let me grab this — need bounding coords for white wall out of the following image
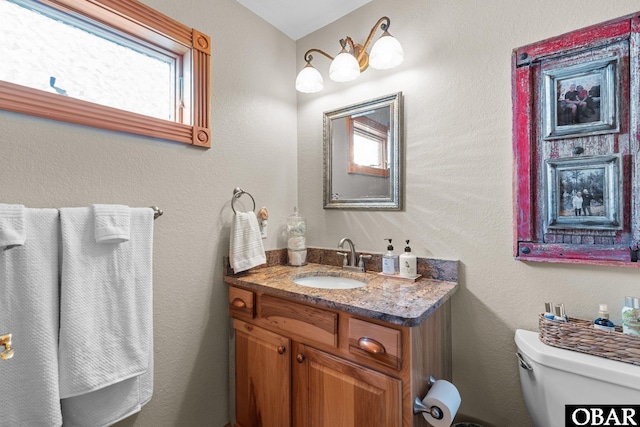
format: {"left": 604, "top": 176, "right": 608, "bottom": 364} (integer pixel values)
{"left": 0, "top": 0, "right": 297, "bottom": 425}
{"left": 296, "top": 1, "right": 640, "bottom": 425}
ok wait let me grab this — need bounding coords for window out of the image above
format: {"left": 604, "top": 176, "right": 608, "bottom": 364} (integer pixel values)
{"left": 347, "top": 115, "right": 389, "bottom": 177}
{"left": 0, "top": 0, "right": 211, "bottom": 147}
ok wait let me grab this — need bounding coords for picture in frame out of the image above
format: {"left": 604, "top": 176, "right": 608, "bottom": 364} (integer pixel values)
{"left": 544, "top": 154, "right": 622, "bottom": 231}
{"left": 542, "top": 56, "right": 618, "bottom": 139}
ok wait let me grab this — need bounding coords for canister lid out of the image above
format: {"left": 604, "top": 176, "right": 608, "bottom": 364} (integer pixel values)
{"left": 624, "top": 296, "right": 640, "bottom": 308}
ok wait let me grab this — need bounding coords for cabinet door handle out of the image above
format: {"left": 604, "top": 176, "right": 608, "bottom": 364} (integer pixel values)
{"left": 231, "top": 298, "right": 246, "bottom": 309}
{"left": 277, "top": 345, "right": 286, "bottom": 355}
{"left": 296, "top": 353, "right": 305, "bottom": 363}
{"left": 357, "top": 337, "right": 386, "bottom": 354}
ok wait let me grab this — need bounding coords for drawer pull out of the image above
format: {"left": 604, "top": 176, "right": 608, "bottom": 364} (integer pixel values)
{"left": 296, "top": 353, "right": 306, "bottom": 363}
{"left": 358, "top": 337, "right": 386, "bottom": 354}
{"left": 277, "top": 345, "right": 286, "bottom": 355}
{"left": 231, "top": 298, "right": 247, "bottom": 309}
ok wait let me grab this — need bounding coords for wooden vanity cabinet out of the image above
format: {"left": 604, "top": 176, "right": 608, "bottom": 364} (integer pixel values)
{"left": 229, "top": 284, "right": 451, "bottom": 427}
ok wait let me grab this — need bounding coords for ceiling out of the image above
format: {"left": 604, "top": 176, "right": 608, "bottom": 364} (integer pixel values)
{"left": 236, "top": 0, "right": 371, "bottom": 40}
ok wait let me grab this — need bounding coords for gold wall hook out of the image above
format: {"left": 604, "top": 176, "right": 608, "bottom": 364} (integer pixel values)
{"left": 0, "top": 333, "right": 14, "bottom": 360}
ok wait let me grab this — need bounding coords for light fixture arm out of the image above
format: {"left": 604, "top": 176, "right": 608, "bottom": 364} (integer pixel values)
{"left": 357, "top": 16, "right": 391, "bottom": 63}
{"left": 304, "top": 48, "right": 334, "bottom": 64}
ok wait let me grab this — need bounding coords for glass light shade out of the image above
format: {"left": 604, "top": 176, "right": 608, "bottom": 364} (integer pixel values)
{"left": 295, "top": 64, "right": 324, "bottom": 93}
{"left": 329, "top": 51, "right": 360, "bottom": 82}
{"left": 369, "top": 33, "right": 404, "bottom": 70}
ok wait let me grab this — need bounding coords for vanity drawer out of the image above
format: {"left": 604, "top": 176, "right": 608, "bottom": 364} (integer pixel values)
{"left": 348, "top": 318, "right": 402, "bottom": 370}
{"left": 260, "top": 294, "right": 338, "bottom": 348}
{"left": 229, "top": 286, "right": 255, "bottom": 320}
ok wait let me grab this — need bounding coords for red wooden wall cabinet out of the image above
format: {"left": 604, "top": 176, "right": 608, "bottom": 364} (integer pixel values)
{"left": 512, "top": 11, "right": 640, "bottom": 267}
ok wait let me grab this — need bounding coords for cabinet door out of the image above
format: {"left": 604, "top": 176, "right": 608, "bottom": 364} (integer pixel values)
{"left": 293, "top": 344, "right": 402, "bottom": 427}
{"left": 234, "top": 320, "right": 291, "bottom": 427}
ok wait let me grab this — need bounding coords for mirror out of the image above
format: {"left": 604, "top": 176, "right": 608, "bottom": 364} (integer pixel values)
{"left": 323, "top": 92, "right": 402, "bottom": 210}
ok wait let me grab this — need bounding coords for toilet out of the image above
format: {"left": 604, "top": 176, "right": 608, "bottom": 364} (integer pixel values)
{"left": 514, "top": 329, "right": 640, "bottom": 427}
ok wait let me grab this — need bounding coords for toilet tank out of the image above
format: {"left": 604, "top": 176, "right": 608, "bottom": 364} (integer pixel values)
{"left": 515, "top": 329, "right": 640, "bottom": 427}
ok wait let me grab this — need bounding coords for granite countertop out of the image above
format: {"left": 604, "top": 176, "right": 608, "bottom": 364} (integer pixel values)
{"left": 224, "top": 262, "right": 458, "bottom": 327}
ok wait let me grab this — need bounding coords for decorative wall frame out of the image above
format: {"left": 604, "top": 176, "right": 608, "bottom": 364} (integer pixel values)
{"left": 542, "top": 57, "right": 619, "bottom": 140}
{"left": 545, "top": 154, "right": 622, "bottom": 231}
{"left": 512, "top": 11, "right": 640, "bottom": 266}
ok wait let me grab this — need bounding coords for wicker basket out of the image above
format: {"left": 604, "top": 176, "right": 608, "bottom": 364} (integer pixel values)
{"left": 538, "top": 314, "right": 640, "bottom": 366}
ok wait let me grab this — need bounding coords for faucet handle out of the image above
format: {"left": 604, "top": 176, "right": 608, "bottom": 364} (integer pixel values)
{"left": 358, "top": 254, "right": 372, "bottom": 271}
{"left": 336, "top": 251, "right": 348, "bottom": 266}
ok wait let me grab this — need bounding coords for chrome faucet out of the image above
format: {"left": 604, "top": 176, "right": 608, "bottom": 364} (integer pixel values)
{"left": 337, "top": 238, "right": 370, "bottom": 272}
{"left": 338, "top": 238, "right": 357, "bottom": 267}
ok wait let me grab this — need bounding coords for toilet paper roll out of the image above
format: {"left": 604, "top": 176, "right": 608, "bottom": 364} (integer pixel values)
{"left": 421, "top": 380, "right": 461, "bottom": 427}
{"left": 288, "top": 249, "right": 307, "bottom": 266}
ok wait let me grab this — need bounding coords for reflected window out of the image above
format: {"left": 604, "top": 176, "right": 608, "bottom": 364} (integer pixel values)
{"left": 347, "top": 115, "right": 389, "bottom": 177}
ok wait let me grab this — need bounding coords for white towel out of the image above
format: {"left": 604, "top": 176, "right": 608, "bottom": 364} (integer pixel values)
{"left": 93, "top": 204, "right": 130, "bottom": 244}
{"left": 230, "top": 211, "right": 266, "bottom": 273}
{"left": 0, "top": 208, "right": 62, "bottom": 426}
{"left": 0, "top": 203, "right": 26, "bottom": 249}
{"left": 60, "top": 337, "right": 153, "bottom": 427}
{"left": 59, "top": 207, "right": 154, "bottom": 426}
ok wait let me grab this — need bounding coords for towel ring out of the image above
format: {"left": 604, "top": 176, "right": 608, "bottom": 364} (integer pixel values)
{"left": 231, "top": 187, "right": 255, "bottom": 214}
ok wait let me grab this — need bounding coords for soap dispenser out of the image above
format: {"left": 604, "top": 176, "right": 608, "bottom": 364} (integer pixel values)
{"left": 399, "top": 240, "right": 417, "bottom": 278}
{"left": 287, "top": 207, "right": 306, "bottom": 266}
{"left": 382, "top": 239, "right": 399, "bottom": 275}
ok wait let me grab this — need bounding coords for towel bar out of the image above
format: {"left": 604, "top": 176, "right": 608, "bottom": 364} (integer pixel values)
{"left": 151, "top": 206, "right": 163, "bottom": 219}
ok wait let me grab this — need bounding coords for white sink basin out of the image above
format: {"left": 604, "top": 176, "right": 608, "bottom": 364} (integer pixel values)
{"left": 293, "top": 275, "right": 367, "bottom": 290}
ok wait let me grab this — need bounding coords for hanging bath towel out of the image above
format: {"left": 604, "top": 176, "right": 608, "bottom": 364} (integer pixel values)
{"left": 0, "top": 208, "right": 62, "bottom": 426}
{"left": 229, "top": 211, "right": 266, "bottom": 273}
{"left": 59, "top": 207, "right": 154, "bottom": 426}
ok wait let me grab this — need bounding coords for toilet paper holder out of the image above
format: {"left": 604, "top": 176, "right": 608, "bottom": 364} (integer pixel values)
{"left": 413, "top": 375, "right": 444, "bottom": 420}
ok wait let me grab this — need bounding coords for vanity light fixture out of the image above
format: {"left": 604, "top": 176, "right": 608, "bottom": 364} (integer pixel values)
{"left": 295, "top": 16, "right": 404, "bottom": 93}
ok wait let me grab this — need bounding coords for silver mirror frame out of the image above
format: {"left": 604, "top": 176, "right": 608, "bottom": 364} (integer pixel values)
{"left": 323, "top": 92, "right": 403, "bottom": 210}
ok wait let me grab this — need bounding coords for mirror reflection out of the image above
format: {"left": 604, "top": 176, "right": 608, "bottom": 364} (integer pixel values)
{"left": 324, "top": 92, "right": 402, "bottom": 209}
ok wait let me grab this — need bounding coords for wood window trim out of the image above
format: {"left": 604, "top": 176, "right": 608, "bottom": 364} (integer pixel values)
{"left": 347, "top": 116, "right": 390, "bottom": 177}
{"left": 0, "top": 0, "right": 211, "bottom": 148}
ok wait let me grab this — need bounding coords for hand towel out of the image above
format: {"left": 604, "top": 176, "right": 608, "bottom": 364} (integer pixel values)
{"left": 59, "top": 207, "right": 154, "bottom": 425}
{"left": 0, "top": 203, "right": 26, "bottom": 249}
{"left": 0, "top": 208, "right": 62, "bottom": 426}
{"left": 229, "top": 211, "right": 266, "bottom": 273}
{"left": 93, "top": 204, "right": 130, "bottom": 244}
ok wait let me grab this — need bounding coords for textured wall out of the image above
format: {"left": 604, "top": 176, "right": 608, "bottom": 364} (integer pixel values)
{"left": 0, "top": 0, "right": 297, "bottom": 425}
{"left": 296, "top": 1, "right": 639, "bottom": 425}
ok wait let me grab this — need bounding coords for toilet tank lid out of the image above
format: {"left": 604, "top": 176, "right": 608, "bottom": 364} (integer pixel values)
{"left": 515, "top": 329, "right": 640, "bottom": 391}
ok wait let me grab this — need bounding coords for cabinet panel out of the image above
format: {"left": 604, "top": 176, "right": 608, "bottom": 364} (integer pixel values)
{"left": 234, "top": 320, "right": 290, "bottom": 427}
{"left": 294, "top": 344, "right": 402, "bottom": 427}
{"left": 261, "top": 294, "right": 338, "bottom": 347}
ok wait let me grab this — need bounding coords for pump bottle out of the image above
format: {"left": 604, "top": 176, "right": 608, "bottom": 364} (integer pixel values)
{"left": 382, "top": 239, "right": 399, "bottom": 275}
{"left": 399, "top": 240, "right": 417, "bottom": 278}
